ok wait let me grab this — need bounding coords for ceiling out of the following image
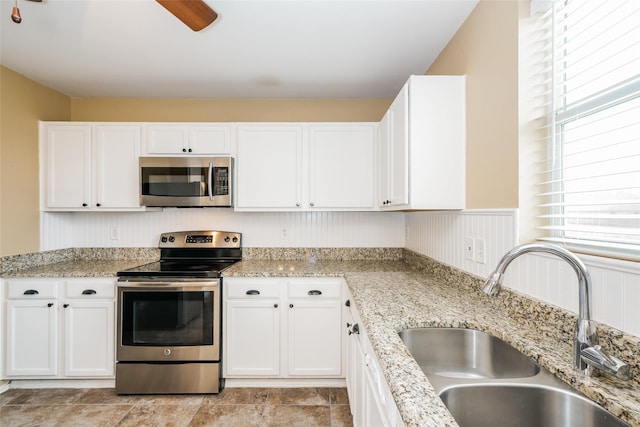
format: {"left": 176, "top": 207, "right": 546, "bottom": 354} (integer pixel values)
{"left": 0, "top": 0, "right": 478, "bottom": 99}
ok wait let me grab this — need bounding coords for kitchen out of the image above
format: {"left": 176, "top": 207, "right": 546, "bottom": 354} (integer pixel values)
{"left": 1, "top": 0, "right": 639, "bottom": 426}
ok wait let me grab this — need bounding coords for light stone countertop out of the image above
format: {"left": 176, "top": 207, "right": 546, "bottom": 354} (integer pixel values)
{"left": 2, "top": 254, "right": 638, "bottom": 426}
{"left": 0, "top": 259, "right": 155, "bottom": 278}
{"left": 224, "top": 259, "right": 640, "bottom": 427}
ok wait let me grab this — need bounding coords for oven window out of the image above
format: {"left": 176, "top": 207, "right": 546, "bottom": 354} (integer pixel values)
{"left": 121, "top": 290, "right": 214, "bottom": 346}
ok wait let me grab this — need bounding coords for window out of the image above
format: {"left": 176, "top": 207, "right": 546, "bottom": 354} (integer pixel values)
{"left": 535, "top": 0, "right": 640, "bottom": 259}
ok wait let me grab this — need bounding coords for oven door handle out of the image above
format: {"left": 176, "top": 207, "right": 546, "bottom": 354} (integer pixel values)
{"left": 118, "top": 280, "right": 220, "bottom": 289}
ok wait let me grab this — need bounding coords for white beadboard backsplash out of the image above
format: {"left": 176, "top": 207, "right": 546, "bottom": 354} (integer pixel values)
{"left": 41, "top": 210, "right": 405, "bottom": 249}
{"left": 406, "top": 209, "right": 640, "bottom": 337}
{"left": 41, "top": 208, "right": 639, "bottom": 336}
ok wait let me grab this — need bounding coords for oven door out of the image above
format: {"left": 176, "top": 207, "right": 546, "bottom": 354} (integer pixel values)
{"left": 117, "top": 280, "right": 220, "bottom": 362}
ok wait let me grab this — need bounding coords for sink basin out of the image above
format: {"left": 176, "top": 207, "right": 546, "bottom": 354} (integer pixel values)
{"left": 398, "top": 328, "right": 539, "bottom": 379}
{"left": 439, "top": 384, "right": 629, "bottom": 427}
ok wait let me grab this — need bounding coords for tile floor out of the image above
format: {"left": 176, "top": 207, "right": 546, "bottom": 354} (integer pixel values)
{"left": 0, "top": 387, "right": 353, "bottom": 426}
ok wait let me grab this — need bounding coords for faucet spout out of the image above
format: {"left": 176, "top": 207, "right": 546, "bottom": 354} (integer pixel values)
{"left": 482, "top": 243, "right": 624, "bottom": 377}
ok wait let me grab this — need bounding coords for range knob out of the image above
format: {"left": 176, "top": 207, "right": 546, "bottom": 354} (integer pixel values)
{"left": 161, "top": 236, "right": 168, "bottom": 243}
{"left": 168, "top": 236, "right": 175, "bottom": 242}
{"left": 224, "top": 236, "right": 231, "bottom": 242}
{"left": 232, "top": 236, "right": 238, "bottom": 243}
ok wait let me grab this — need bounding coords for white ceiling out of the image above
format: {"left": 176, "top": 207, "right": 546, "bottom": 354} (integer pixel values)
{"left": 0, "top": 0, "right": 478, "bottom": 99}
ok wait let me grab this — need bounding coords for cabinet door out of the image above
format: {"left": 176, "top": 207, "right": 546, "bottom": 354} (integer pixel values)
{"left": 6, "top": 300, "right": 58, "bottom": 376}
{"left": 388, "top": 84, "right": 409, "bottom": 207}
{"left": 46, "top": 125, "right": 92, "bottom": 209}
{"left": 308, "top": 125, "right": 375, "bottom": 209}
{"left": 63, "top": 300, "right": 115, "bottom": 377}
{"left": 94, "top": 125, "right": 141, "bottom": 208}
{"left": 225, "top": 299, "right": 280, "bottom": 376}
{"left": 351, "top": 327, "right": 366, "bottom": 427}
{"left": 287, "top": 299, "right": 342, "bottom": 376}
{"left": 145, "top": 125, "right": 189, "bottom": 154}
{"left": 378, "top": 111, "right": 391, "bottom": 207}
{"left": 236, "top": 126, "right": 303, "bottom": 209}
{"left": 364, "top": 357, "right": 391, "bottom": 427}
{"left": 189, "top": 126, "right": 231, "bottom": 154}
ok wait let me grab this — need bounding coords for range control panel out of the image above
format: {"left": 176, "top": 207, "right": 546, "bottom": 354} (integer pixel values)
{"left": 158, "top": 230, "right": 241, "bottom": 249}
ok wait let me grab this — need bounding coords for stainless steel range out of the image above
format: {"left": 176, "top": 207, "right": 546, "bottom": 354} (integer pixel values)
{"left": 115, "top": 230, "right": 241, "bottom": 395}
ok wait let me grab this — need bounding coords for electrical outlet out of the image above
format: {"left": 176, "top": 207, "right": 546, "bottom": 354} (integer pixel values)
{"left": 110, "top": 227, "right": 119, "bottom": 240}
{"left": 475, "top": 238, "right": 486, "bottom": 264}
{"left": 464, "top": 237, "right": 474, "bottom": 261}
{"left": 281, "top": 228, "right": 288, "bottom": 239}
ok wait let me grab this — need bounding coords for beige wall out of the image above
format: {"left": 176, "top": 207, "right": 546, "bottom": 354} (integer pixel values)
{"left": 426, "top": 0, "right": 519, "bottom": 209}
{"left": 0, "top": 66, "right": 70, "bottom": 256}
{"left": 70, "top": 98, "right": 390, "bottom": 122}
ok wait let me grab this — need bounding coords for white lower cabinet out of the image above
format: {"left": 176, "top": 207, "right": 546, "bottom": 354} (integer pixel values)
{"left": 223, "top": 277, "right": 343, "bottom": 378}
{"left": 3, "top": 278, "right": 115, "bottom": 379}
{"left": 345, "top": 290, "right": 403, "bottom": 427}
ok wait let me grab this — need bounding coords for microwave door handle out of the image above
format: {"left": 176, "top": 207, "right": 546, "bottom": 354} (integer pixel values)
{"left": 208, "top": 162, "right": 214, "bottom": 201}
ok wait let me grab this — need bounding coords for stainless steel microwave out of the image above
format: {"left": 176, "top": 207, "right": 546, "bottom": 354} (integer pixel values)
{"left": 140, "top": 157, "right": 233, "bottom": 207}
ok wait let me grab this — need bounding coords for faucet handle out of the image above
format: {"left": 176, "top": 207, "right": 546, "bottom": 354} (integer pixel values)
{"left": 580, "top": 345, "right": 632, "bottom": 380}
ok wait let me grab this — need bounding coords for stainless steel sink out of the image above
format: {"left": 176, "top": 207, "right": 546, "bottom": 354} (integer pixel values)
{"left": 439, "top": 384, "right": 629, "bottom": 427}
{"left": 399, "top": 328, "right": 629, "bottom": 426}
{"left": 398, "top": 328, "right": 539, "bottom": 379}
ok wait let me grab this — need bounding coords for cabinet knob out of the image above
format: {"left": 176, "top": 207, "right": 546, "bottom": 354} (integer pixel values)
{"left": 47, "top": 302, "right": 54, "bottom": 308}
{"left": 296, "top": 203, "right": 301, "bottom": 207}
{"left": 274, "top": 303, "right": 279, "bottom": 308}
{"left": 63, "top": 303, "right": 70, "bottom": 308}
{"left": 349, "top": 323, "right": 360, "bottom": 335}
{"left": 96, "top": 203, "right": 101, "bottom": 207}
{"left": 182, "top": 148, "right": 187, "bottom": 152}
{"left": 289, "top": 303, "right": 294, "bottom": 308}
{"left": 188, "top": 148, "right": 193, "bottom": 153}
{"left": 82, "top": 203, "right": 88, "bottom": 207}
{"left": 345, "top": 299, "right": 351, "bottom": 307}
{"left": 310, "top": 202, "right": 315, "bottom": 207}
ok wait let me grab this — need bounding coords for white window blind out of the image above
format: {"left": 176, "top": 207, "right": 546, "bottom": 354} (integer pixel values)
{"left": 534, "top": 0, "right": 640, "bottom": 259}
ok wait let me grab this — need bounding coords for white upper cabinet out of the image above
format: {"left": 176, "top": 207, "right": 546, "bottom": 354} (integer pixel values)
{"left": 235, "top": 123, "right": 377, "bottom": 211}
{"left": 308, "top": 125, "right": 375, "bottom": 210}
{"left": 45, "top": 125, "right": 92, "bottom": 209}
{"left": 236, "top": 125, "right": 303, "bottom": 209}
{"left": 379, "top": 75, "right": 466, "bottom": 210}
{"left": 144, "top": 124, "right": 231, "bottom": 155}
{"left": 42, "top": 123, "right": 144, "bottom": 211}
{"left": 94, "top": 125, "right": 141, "bottom": 209}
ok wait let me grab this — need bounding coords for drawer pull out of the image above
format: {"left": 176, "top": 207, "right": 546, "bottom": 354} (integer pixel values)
{"left": 308, "top": 290, "right": 322, "bottom": 296}
{"left": 274, "top": 303, "right": 279, "bottom": 308}
{"left": 23, "top": 289, "right": 39, "bottom": 295}
{"left": 82, "top": 289, "right": 97, "bottom": 295}
{"left": 246, "top": 289, "right": 260, "bottom": 296}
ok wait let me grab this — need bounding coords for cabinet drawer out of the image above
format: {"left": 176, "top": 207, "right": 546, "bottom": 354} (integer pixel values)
{"left": 64, "top": 279, "right": 115, "bottom": 299}
{"left": 287, "top": 279, "right": 341, "bottom": 299}
{"left": 225, "top": 279, "right": 281, "bottom": 299}
{"left": 6, "top": 279, "right": 58, "bottom": 299}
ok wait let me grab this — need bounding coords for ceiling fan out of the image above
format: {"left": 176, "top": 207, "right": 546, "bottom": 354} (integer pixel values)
{"left": 12, "top": 0, "right": 218, "bottom": 32}
{"left": 156, "top": 0, "right": 218, "bottom": 32}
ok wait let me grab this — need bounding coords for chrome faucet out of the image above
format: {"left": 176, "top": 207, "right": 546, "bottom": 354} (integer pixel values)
{"left": 482, "top": 243, "right": 631, "bottom": 380}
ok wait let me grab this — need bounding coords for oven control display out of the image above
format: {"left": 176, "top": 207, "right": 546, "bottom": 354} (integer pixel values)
{"left": 185, "top": 235, "right": 213, "bottom": 244}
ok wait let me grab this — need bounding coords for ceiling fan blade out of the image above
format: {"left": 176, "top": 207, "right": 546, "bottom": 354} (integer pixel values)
{"left": 156, "top": 0, "right": 218, "bottom": 32}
